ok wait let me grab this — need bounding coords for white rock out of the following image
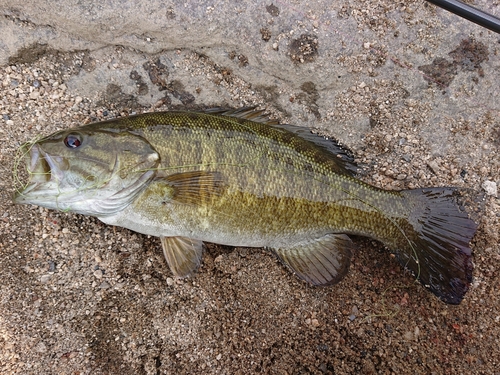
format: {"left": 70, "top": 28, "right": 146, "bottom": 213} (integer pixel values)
{"left": 482, "top": 180, "right": 498, "bottom": 197}
{"left": 40, "top": 274, "right": 52, "bottom": 283}
{"left": 93, "top": 269, "right": 104, "bottom": 279}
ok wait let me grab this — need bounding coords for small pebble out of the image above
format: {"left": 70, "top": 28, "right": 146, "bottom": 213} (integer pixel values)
{"left": 93, "top": 269, "right": 104, "bottom": 279}
{"left": 99, "top": 281, "right": 111, "bottom": 289}
{"left": 414, "top": 326, "right": 420, "bottom": 340}
{"left": 482, "top": 180, "right": 498, "bottom": 197}
{"left": 427, "top": 160, "right": 440, "bottom": 174}
{"left": 35, "top": 342, "right": 47, "bottom": 353}
{"left": 40, "top": 274, "right": 52, "bottom": 283}
{"left": 403, "top": 331, "right": 413, "bottom": 341}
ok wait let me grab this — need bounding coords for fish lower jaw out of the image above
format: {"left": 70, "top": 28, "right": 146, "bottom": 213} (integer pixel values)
{"left": 14, "top": 182, "right": 39, "bottom": 199}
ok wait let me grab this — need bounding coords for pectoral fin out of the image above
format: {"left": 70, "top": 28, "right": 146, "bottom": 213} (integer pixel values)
{"left": 159, "top": 171, "right": 225, "bottom": 205}
{"left": 273, "top": 234, "right": 354, "bottom": 285}
{"left": 160, "top": 236, "right": 205, "bottom": 278}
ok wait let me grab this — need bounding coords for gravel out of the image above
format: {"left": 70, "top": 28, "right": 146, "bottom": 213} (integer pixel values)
{"left": 1, "top": 1, "right": 499, "bottom": 374}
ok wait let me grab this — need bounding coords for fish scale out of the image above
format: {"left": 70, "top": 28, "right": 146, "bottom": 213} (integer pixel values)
{"left": 14, "top": 108, "right": 477, "bottom": 304}
{"left": 124, "top": 113, "right": 396, "bottom": 234}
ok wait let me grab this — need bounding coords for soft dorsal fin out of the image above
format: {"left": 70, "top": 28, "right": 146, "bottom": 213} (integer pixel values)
{"left": 158, "top": 171, "right": 226, "bottom": 206}
{"left": 273, "top": 234, "right": 354, "bottom": 286}
{"left": 204, "top": 106, "right": 279, "bottom": 125}
{"left": 272, "top": 123, "right": 358, "bottom": 176}
{"left": 161, "top": 236, "right": 205, "bottom": 278}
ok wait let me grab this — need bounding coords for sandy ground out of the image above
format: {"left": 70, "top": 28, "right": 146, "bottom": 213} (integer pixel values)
{"left": 1, "top": 1, "right": 500, "bottom": 374}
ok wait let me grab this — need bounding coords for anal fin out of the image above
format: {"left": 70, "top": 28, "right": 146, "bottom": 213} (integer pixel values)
{"left": 273, "top": 234, "right": 354, "bottom": 286}
{"left": 161, "top": 236, "right": 205, "bottom": 278}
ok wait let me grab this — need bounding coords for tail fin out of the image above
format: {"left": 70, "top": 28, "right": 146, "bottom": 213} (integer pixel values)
{"left": 397, "top": 188, "right": 477, "bottom": 304}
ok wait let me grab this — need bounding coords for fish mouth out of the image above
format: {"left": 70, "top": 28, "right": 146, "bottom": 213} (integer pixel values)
{"left": 13, "top": 143, "right": 61, "bottom": 203}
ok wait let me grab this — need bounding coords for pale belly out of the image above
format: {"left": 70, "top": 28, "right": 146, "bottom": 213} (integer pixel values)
{"left": 98, "top": 200, "right": 332, "bottom": 250}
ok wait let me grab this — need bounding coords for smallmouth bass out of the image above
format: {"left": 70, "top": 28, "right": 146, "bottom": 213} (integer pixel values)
{"left": 13, "top": 108, "right": 477, "bottom": 304}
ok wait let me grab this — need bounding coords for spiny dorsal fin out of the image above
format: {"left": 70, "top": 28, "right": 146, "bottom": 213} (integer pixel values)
{"left": 161, "top": 236, "right": 205, "bottom": 278}
{"left": 160, "top": 171, "right": 226, "bottom": 205}
{"left": 204, "top": 106, "right": 279, "bottom": 125}
{"left": 273, "top": 234, "right": 354, "bottom": 286}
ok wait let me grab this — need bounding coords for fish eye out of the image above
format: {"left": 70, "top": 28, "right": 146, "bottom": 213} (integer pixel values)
{"left": 64, "top": 134, "right": 82, "bottom": 149}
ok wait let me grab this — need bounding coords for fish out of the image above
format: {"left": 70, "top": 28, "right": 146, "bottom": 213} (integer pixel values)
{"left": 13, "top": 108, "right": 477, "bottom": 304}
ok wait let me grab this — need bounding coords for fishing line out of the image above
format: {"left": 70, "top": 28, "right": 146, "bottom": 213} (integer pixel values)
{"left": 13, "top": 138, "right": 45, "bottom": 193}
